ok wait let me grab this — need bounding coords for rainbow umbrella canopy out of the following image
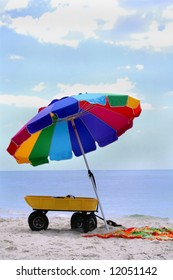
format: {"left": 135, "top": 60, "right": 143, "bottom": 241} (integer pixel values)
{"left": 7, "top": 93, "right": 141, "bottom": 229}
{"left": 7, "top": 93, "right": 141, "bottom": 165}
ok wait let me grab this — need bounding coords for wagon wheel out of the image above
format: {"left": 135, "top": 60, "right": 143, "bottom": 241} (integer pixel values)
{"left": 83, "top": 213, "right": 97, "bottom": 233}
{"left": 71, "top": 212, "right": 84, "bottom": 229}
{"left": 28, "top": 211, "right": 49, "bottom": 231}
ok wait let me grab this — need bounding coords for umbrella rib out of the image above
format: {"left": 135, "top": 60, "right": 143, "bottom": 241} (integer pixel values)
{"left": 79, "top": 102, "right": 98, "bottom": 112}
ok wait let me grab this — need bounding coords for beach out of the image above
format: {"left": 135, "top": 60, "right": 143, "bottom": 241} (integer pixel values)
{"left": 1, "top": 215, "right": 173, "bottom": 260}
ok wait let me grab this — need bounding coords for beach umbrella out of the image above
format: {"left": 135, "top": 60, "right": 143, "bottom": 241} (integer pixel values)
{"left": 7, "top": 93, "right": 142, "bottom": 230}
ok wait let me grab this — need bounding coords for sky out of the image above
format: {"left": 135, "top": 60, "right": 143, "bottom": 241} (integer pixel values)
{"left": 0, "top": 0, "right": 173, "bottom": 171}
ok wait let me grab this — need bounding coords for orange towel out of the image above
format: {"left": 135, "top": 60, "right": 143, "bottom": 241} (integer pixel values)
{"left": 84, "top": 226, "right": 173, "bottom": 241}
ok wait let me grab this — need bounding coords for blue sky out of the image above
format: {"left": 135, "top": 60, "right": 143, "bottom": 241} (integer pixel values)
{"left": 0, "top": 0, "right": 173, "bottom": 171}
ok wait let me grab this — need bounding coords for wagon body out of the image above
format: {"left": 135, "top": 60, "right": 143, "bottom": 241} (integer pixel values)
{"left": 25, "top": 195, "right": 98, "bottom": 212}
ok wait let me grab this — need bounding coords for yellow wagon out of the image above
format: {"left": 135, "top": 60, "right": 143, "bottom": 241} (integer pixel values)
{"left": 25, "top": 195, "right": 98, "bottom": 233}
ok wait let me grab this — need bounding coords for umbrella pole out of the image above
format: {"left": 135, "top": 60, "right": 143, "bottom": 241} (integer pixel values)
{"left": 71, "top": 119, "right": 109, "bottom": 231}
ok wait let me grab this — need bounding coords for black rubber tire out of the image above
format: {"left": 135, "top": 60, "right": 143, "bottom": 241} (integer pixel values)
{"left": 28, "top": 211, "right": 49, "bottom": 231}
{"left": 71, "top": 212, "right": 84, "bottom": 229}
{"left": 83, "top": 213, "right": 97, "bottom": 233}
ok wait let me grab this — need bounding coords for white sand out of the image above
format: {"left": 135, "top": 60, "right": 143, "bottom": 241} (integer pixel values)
{"left": 0, "top": 215, "right": 173, "bottom": 260}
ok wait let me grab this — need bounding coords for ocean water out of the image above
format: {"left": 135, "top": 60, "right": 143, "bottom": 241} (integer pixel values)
{"left": 0, "top": 170, "right": 173, "bottom": 219}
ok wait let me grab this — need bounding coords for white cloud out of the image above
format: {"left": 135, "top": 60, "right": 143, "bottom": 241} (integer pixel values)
{"left": 55, "top": 77, "right": 136, "bottom": 98}
{"left": 32, "top": 82, "right": 47, "bottom": 92}
{"left": 2, "top": 1, "right": 173, "bottom": 51}
{"left": 125, "top": 65, "right": 131, "bottom": 70}
{"left": 116, "top": 21, "right": 173, "bottom": 51}
{"left": 4, "top": 0, "right": 30, "bottom": 11}
{"left": 8, "top": 54, "right": 24, "bottom": 60}
{"left": 0, "top": 94, "right": 49, "bottom": 108}
{"left": 118, "top": 64, "right": 144, "bottom": 71}
{"left": 50, "top": 0, "right": 135, "bottom": 30}
{"left": 141, "top": 101, "right": 171, "bottom": 111}
{"left": 0, "top": 19, "right": 6, "bottom": 27}
{"left": 167, "top": 91, "right": 173, "bottom": 96}
{"left": 162, "top": 5, "right": 173, "bottom": 19}
{"left": 135, "top": 64, "right": 144, "bottom": 71}
{"left": 0, "top": 78, "right": 137, "bottom": 108}
{"left": 141, "top": 102, "right": 155, "bottom": 110}
{"left": 5, "top": 0, "right": 135, "bottom": 47}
